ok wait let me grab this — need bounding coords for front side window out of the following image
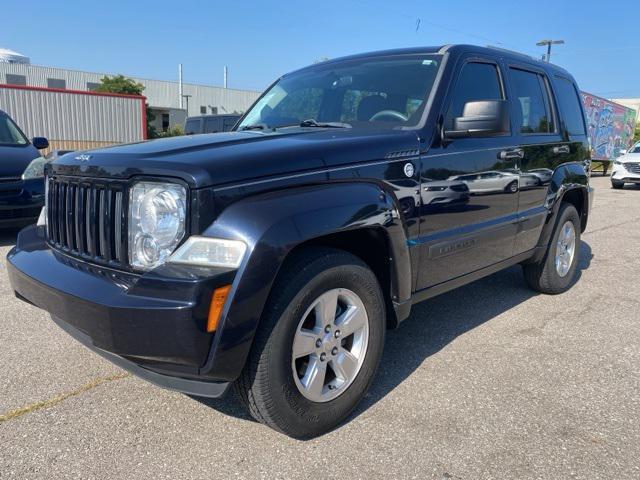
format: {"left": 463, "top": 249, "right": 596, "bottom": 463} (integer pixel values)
{"left": 238, "top": 55, "right": 442, "bottom": 131}
{"left": 445, "top": 62, "right": 504, "bottom": 129}
{"left": 509, "top": 68, "right": 555, "bottom": 134}
{"left": 0, "top": 115, "right": 28, "bottom": 146}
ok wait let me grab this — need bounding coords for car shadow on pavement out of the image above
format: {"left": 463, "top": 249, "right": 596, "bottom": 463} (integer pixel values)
{"left": 191, "top": 241, "right": 593, "bottom": 429}
{"left": 0, "top": 229, "right": 20, "bottom": 248}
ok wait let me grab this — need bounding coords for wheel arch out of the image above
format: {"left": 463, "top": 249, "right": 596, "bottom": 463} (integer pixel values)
{"left": 199, "top": 182, "right": 412, "bottom": 381}
{"left": 531, "top": 162, "right": 590, "bottom": 263}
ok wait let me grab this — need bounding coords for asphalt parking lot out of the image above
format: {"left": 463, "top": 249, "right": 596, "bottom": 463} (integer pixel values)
{"left": 1, "top": 175, "right": 639, "bottom": 480}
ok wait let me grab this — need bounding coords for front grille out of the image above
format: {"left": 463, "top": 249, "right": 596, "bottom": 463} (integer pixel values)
{"left": 46, "top": 176, "right": 127, "bottom": 267}
{"left": 625, "top": 162, "right": 640, "bottom": 174}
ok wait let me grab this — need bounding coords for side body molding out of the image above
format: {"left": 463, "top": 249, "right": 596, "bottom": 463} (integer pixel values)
{"left": 199, "top": 182, "right": 412, "bottom": 381}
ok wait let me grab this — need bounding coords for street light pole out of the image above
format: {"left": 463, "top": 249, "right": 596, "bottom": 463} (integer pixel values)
{"left": 536, "top": 39, "right": 565, "bottom": 63}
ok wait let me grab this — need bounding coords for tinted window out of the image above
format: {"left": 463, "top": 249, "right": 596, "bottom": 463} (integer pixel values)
{"left": 204, "top": 117, "right": 222, "bottom": 133}
{"left": 0, "top": 114, "right": 28, "bottom": 146}
{"left": 238, "top": 55, "right": 442, "bottom": 130}
{"left": 446, "top": 62, "right": 503, "bottom": 129}
{"left": 184, "top": 119, "right": 200, "bottom": 135}
{"left": 509, "top": 69, "right": 555, "bottom": 134}
{"left": 554, "top": 77, "right": 586, "bottom": 135}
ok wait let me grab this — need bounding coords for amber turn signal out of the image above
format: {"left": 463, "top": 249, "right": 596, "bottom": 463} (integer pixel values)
{"left": 207, "top": 285, "right": 231, "bottom": 333}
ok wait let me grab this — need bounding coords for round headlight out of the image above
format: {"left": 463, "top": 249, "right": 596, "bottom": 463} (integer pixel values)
{"left": 129, "top": 182, "right": 186, "bottom": 270}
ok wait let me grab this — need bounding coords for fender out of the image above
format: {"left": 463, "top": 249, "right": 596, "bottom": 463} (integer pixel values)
{"left": 529, "top": 161, "right": 590, "bottom": 263}
{"left": 198, "top": 182, "right": 412, "bottom": 381}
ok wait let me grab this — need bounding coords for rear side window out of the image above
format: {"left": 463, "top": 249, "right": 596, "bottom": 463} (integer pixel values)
{"left": 554, "top": 77, "right": 586, "bottom": 135}
{"left": 184, "top": 119, "right": 200, "bottom": 135}
{"left": 204, "top": 117, "right": 222, "bottom": 133}
{"left": 509, "top": 68, "right": 555, "bottom": 134}
{"left": 446, "top": 62, "right": 504, "bottom": 129}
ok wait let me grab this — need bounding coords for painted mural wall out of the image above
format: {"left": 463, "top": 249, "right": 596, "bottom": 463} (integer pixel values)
{"left": 581, "top": 92, "right": 637, "bottom": 161}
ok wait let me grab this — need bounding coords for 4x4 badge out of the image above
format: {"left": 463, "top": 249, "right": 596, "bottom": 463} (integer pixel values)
{"left": 403, "top": 162, "right": 415, "bottom": 177}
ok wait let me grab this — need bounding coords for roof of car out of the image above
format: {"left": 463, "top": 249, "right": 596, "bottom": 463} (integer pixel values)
{"left": 290, "top": 44, "right": 573, "bottom": 79}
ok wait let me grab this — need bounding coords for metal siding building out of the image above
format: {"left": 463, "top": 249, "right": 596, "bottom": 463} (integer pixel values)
{"left": 0, "top": 84, "right": 145, "bottom": 153}
{"left": 0, "top": 63, "right": 261, "bottom": 123}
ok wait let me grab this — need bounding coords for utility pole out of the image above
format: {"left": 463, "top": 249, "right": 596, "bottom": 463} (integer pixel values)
{"left": 224, "top": 66, "right": 228, "bottom": 89}
{"left": 178, "top": 64, "right": 184, "bottom": 109}
{"left": 181, "top": 94, "right": 192, "bottom": 115}
{"left": 536, "top": 39, "right": 565, "bottom": 63}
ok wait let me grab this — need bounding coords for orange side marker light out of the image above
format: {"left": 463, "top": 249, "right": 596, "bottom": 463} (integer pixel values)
{"left": 207, "top": 285, "right": 231, "bottom": 333}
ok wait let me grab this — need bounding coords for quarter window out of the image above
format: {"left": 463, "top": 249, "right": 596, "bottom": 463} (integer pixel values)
{"left": 509, "top": 68, "right": 555, "bottom": 134}
{"left": 446, "top": 62, "right": 504, "bottom": 129}
{"left": 554, "top": 77, "right": 586, "bottom": 135}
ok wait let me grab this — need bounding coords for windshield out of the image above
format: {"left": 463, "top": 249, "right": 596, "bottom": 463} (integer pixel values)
{"left": 630, "top": 143, "right": 640, "bottom": 154}
{"left": 0, "top": 114, "right": 28, "bottom": 146}
{"left": 238, "top": 54, "right": 442, "bottom": 131}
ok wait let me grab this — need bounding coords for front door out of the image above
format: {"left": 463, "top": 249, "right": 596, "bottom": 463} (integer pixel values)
{"left": 416, "top": 56, "right": 520, "bottom": 290}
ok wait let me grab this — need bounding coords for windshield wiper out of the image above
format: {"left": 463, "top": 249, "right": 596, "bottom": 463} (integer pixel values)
{"left": 299, "top": 119, "right": 352, "bottom": 129}
{"left": 239, "top": 124, "right": 268, "bottom": 131}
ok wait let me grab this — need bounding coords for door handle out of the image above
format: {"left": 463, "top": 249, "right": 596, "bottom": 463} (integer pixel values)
{"left": 499, "top": 148, "right": 525, "bottom": 160}
{"left": 553, "top": 145, "right": 570, "bottom": 155}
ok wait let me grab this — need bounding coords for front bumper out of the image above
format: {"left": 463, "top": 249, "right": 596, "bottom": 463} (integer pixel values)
{"left": 0, "top": 178, "right": 44, "bottom": 227}
{"left": 7, "top": 226, "right": 238, "bottom": 397}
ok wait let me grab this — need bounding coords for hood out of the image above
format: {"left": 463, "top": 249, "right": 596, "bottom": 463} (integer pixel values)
{"left": 619, "top": 152, "right": 640, "bottom": 163}
{"left": 50, "top": 129, "right": 422, "bottom": 188}
{"left": 0, "top": 144, "right": 41, "bottom": 178}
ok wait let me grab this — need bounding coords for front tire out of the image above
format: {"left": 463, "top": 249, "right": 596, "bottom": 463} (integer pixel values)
{"left": 611, "top": 180, "right": 624, "bottom": 189}
{"left": 523, "top": 203, "right": 581, "bottom": 294}
{"left": 234, "top": 247, "right": 386, "bottom": 438}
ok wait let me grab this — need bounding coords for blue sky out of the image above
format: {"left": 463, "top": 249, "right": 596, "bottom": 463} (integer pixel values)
{"left": 2, "top": 0, "right": 639, "bottom": 98}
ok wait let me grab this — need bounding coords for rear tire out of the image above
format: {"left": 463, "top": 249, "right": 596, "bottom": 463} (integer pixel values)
{"left": 611, "top": 180, "right": 624, "bottom": 189}
{"left": 523, "top": 203, "right": 581, "bottom": 294}
{"left": 234, "top": 247, "right": 386, "bottom": 438}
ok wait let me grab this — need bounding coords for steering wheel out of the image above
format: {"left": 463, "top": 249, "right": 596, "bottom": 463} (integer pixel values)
{"left": 369, "top": 110, "right": 408, "bottom": 122}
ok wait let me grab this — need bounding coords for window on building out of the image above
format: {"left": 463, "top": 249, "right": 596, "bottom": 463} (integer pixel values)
{"left": 47, "top": 78, "right": 66, "bottom": 89}
{"left": 200, "top": 106, "right": 207, "bottom": 114}
{"left": 445, "top": 62, "right": 504, "bottom": 130}
{"left": 87, "top": 82, "right": 100, "bottom": 91}
{"left": 5, "top": 74, "right": 27, "bottom": 86}
{"left": 509, "top": 68, "right": 555, "bottom": 134}
{"left": 554, "top": 77, "right": 586, "bottom": 136}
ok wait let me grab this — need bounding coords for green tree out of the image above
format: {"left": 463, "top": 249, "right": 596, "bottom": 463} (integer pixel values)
{"left": 95, "top": 75, "right": 157, "bottom": 138}
{"left": 634, "top": 124, "right": 640, "bottom": 144}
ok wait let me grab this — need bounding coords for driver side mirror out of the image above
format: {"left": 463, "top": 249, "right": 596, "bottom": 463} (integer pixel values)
{"left": 445, "top": 100, "right": 510, "bottom": 139}
{"left": 32, "top": 137, "right": 49, "bottom": 150}
{"left": 619, "top": 149, "right": 627, "bottom": 156}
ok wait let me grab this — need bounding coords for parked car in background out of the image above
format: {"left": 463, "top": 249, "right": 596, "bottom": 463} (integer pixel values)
{"left": 527, "top": 168, "right": 554, "bottom": 185}
{"left": 0, "top": 109, "right": 49, "bottom": 228}
{"left": 611, "top": 142, "right": 640, "bottom": 188}
{"left": 449, "top": 171, "right": 520, "bottom": 194}
{"left": 8, "top": 45, "right": 592, "bottom": 438}
{"left": 184, "top": 114, "right": 241, "bottom": 135}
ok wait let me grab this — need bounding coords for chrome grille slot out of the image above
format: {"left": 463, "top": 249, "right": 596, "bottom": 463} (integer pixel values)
{"left": 46, "top": 176, "right": 127, "bottom": 267}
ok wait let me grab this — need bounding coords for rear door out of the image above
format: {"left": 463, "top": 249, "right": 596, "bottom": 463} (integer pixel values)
{"left": 504, "top": 63, "right": 564, "bottom": 254}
